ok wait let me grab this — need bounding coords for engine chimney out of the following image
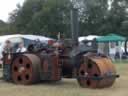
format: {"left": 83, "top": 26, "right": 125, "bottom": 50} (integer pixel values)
{"left": 70, "top": 8, "right": 79, "bottom": 46}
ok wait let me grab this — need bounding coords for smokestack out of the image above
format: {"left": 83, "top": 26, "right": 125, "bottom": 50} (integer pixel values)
{"left": 70, "top": 8, "right": 79, "bottom": 46}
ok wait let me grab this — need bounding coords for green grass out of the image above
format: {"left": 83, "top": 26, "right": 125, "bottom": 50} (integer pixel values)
{"left": 113, "top": 59, "right": 128, "bottom": 64}
{"left": 0, "top": 63, "right": 127, "bottom": 96}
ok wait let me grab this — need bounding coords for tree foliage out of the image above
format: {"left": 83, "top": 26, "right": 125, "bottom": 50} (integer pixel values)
{"left": 6, "top": 0, "right": 128, "bottom": 37}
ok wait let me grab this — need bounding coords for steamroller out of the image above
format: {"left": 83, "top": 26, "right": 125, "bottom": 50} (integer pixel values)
{"left": 3, "top": 40, "right": 119, "bottom": 88}
{"left": 2, "top": 8, "right": 119, "bottom": 89}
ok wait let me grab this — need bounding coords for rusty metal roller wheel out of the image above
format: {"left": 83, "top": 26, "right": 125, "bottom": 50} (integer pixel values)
{"left": 77, "top": 53, "right": 117, "bottom": 88}
{"left": 12, "top": 54, "right": 41, "bottom": 85}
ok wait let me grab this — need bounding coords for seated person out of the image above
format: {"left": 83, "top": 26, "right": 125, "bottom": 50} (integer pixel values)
{"left": 16, "top": 42, "right": 27, "bottom": 53}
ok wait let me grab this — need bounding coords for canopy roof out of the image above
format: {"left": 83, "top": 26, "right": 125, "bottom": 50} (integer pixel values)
{"left": 96, "top": 34, "right": 126, "bottom": 42}
{"left": 0, "top": 34, "right": 53, "bottom": 43}
{"left": 79, "top": 35, "right": 99, "bottom": 42}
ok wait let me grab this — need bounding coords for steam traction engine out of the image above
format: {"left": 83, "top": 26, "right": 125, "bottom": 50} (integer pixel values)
{"left": 3, "top": 8, "right": 119, "bottom": 88}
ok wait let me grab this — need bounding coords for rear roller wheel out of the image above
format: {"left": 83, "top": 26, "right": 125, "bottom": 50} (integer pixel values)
{"left": 12, "top": 54, "right": 41, "bottom": 85}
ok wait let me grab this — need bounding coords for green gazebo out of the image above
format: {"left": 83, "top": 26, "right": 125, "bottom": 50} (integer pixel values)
{"left": 96, "top": 34, "right": 126, "bottom": 43}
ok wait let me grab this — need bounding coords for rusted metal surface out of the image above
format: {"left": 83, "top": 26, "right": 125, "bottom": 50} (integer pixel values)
{"left": 51, "top": 54, "right": 61, "bottom": 81}
{"left": 39, "top": 53, "right": 61, "bottom": 81}
{"left": 60, "top": 56, "right": 74, "bottom": 78}
{"left": 12, "top": 54, "right": 41, "bottom": 85}
{"left": 77, "top": 53, "right": 117, "bottom": 88}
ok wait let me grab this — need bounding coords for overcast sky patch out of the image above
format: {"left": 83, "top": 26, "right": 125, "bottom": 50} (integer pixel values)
{"left": 0, "top": 0, "right": 25, "bottom": 22}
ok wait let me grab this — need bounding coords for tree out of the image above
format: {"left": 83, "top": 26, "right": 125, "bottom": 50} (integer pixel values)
{"left": 9, "top": 0, "right": 128, "bottom": 37}
{"left": 9, "top": 0, "right": 71, "bottom": 38}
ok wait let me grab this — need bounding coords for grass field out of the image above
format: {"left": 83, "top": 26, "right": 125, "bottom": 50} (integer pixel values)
{"left": 0, "top": 63, "right": 128, "bottom": 96}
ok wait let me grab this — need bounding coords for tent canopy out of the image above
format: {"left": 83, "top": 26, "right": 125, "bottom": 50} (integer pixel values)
{"left": 79, "top": 35, "right": 99, "bottom": 42}
{"left": 96, "top": 34, "right": 126, "bottom": 42}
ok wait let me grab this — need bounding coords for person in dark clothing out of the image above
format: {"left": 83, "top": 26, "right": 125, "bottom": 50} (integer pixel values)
{"left": 3, "top": 40, "right": 13, "bottom": 81}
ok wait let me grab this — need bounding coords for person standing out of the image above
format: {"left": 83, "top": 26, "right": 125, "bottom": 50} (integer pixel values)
{"left": 109, "top": 43, "right": 116, "bottom": 61}
{"left": 116, "top": 45, "right": 123, "bottom": 60}
{"left": 3, "top": 40, "right": 13, "bottom": 59}
{"left": 3, "top": 40, "right": 13, "bottom": 81}
{"left": 3, "top": 40, "right": 13, "bottom": 53}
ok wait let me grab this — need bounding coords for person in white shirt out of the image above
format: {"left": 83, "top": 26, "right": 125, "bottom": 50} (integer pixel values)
{"left": 116, "top": 45, "right": 123, "bottom": 60}
{"left": 16, "top": 42, "right": 27, "bottom": 53}
{"left": 109, "top": 43, "right": 116, "bottom": 61}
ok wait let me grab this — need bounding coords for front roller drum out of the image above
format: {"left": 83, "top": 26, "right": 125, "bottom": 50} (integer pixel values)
{"left": 12, "top": 54, "right": 41, "bottom": 85}
{"left": 77, "top": 53, "right": 119, "bottom": 88}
